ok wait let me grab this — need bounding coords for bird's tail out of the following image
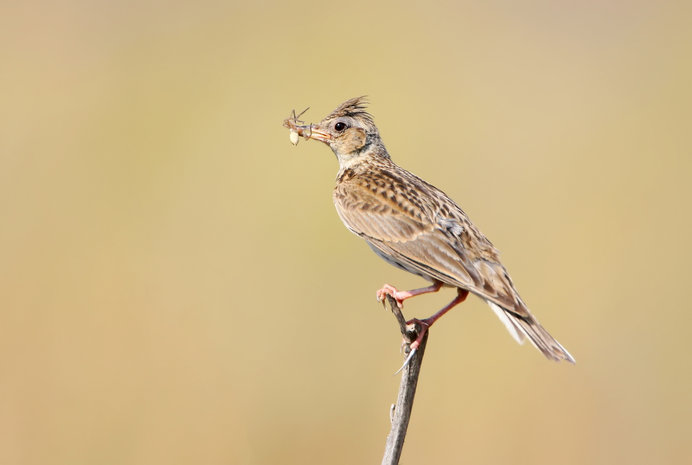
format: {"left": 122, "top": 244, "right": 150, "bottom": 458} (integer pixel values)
{"left": 489, "top": 302, "right": 575, "bottom": 363}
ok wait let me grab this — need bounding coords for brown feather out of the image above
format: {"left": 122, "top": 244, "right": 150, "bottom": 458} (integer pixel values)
{"left": 293, "top": 97, "right": 574, "bottom": 363}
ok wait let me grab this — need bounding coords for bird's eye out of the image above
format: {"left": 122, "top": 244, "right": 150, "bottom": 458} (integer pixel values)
{"left": 334, "top": 122, "right": 347, "bottom": 132}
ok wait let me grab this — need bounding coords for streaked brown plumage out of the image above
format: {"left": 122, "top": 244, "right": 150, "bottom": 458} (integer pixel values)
{"left": 284, "top": 97, "right": 574, "bottom": 363}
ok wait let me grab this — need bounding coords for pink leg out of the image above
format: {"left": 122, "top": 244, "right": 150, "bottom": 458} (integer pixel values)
{"left": 376, "top": 280, "right": 443, "bottom": 309}
{"left": 408, "top": 288, "right": 469, "bottom": 350}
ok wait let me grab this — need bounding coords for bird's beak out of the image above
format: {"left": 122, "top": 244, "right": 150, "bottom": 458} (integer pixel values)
{"left": 283, "top": 119, "right": 332, "bottom": 144}
{"left": 303, "top": 125, "right": 331, "bottom": 143}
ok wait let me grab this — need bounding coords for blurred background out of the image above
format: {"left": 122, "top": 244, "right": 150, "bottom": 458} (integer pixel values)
{"left": 1, "top": 1, "right": 691, "bottom": 464}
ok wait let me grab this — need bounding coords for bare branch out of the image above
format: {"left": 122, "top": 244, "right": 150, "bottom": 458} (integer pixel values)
{"left": 381, "top": 295, "right": 429, "bottom": 465}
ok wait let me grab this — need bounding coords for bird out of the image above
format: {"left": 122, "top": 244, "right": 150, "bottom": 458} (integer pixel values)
{"left": 283, "top": 97, "right": 574, "bottom": 363}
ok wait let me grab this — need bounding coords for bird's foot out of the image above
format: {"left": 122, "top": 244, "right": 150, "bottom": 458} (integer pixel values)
{"left": 402, "top": 288, "right": 469, "bottom": 350}
{"left": 376, "top": 284, "right": 406, "bottom": 309}
{"left": 393, "top": 318, "right": 431, "bottom": 374}
{"left": 405, "top": 318, "right": 432, "bottom": 351}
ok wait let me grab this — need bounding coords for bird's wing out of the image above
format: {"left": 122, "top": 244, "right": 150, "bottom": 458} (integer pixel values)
{"left": 333, "top": 176, "right": 530, "bottom": 317}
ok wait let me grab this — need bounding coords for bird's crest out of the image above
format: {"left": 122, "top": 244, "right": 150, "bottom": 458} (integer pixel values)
{"left": 325, "top": 96, "right": 374, "bottom": 124}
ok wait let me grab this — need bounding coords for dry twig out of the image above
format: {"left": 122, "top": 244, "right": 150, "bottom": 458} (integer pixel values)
{"left": 381, "top": 295, "right": 429, "bottom": 465}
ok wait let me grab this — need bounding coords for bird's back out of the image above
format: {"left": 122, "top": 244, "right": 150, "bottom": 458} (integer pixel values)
{"left": 333, "top": 159, "right": 519, "bottom": 308}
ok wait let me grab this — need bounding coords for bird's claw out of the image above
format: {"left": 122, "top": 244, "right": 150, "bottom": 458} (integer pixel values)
{"left": 394, "top": 347, "right": 417, "bottom": 374}
{"left": 405, "top": 318, "right": 430, "bottom": 351}
{"left": 394, "top": 318, "right": 428, "bottom": 374}
{"left": 376, "top": 284, "right": 404, "bottom": 309}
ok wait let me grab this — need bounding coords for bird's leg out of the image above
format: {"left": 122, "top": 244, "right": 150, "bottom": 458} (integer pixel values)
{"left": 376, "top": 280, "right": 443, "bottom": 309}
{"left": 407, "top": 288, "right": 469, "bottom": 350}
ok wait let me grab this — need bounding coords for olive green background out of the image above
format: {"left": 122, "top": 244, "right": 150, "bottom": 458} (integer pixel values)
{"left": 2, "top": 1, "right": 690, "bottom": 464}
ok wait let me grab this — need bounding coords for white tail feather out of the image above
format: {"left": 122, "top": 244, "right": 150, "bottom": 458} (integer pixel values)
{"left": 488, "top": 302, "right": 575, "bottom": 363}
{"left": 489, "top": 302, "right": 525, "bottom": 345}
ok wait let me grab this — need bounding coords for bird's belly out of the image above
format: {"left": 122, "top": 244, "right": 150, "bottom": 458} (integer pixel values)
{"left": 367, "top": 242, "right": 436, "bottom": 283}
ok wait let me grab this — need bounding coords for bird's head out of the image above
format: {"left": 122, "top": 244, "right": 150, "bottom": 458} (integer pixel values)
{"left": 285, "top": 97, "right": 387, "bottom": 169}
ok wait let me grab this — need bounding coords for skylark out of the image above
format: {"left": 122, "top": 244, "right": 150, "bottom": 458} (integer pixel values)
{"left": 284, "top": 97, "right": 574, "bottom": 363}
